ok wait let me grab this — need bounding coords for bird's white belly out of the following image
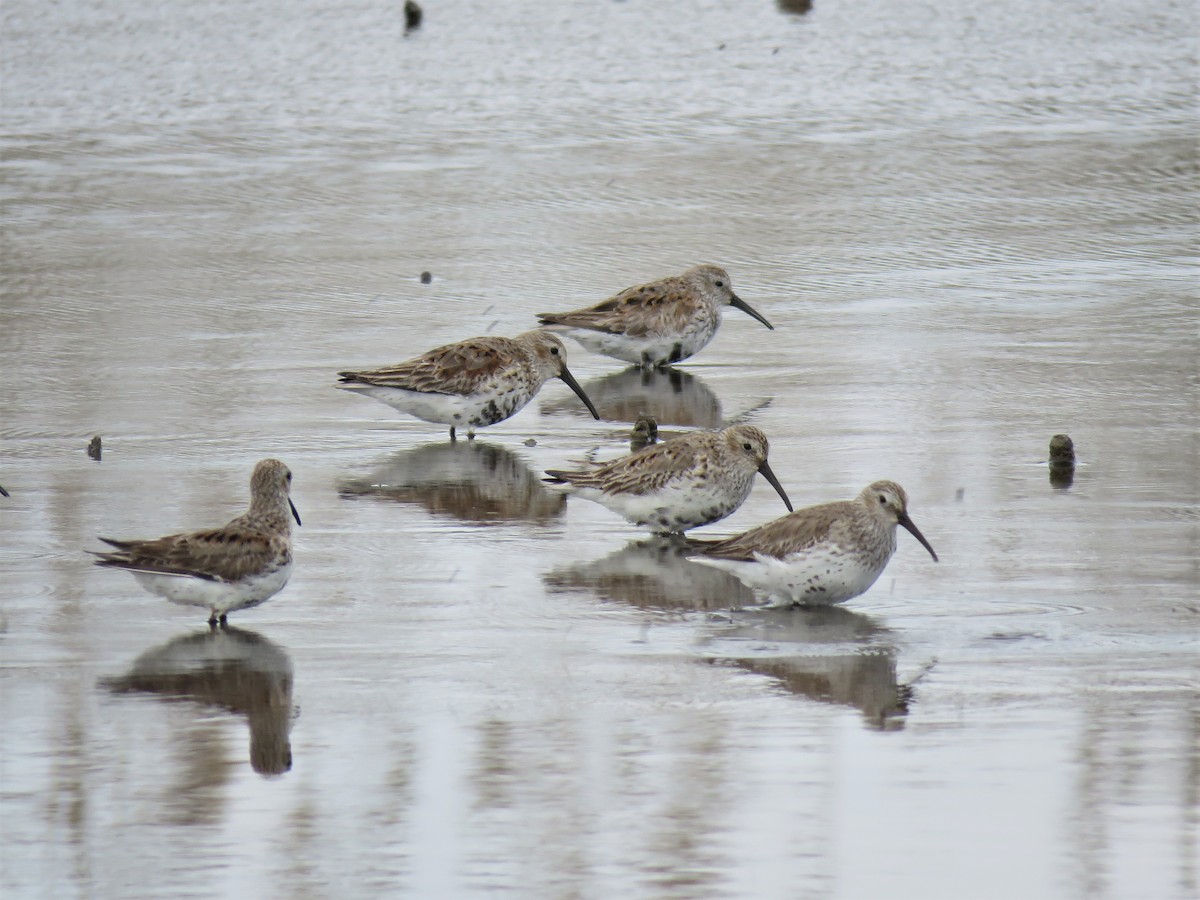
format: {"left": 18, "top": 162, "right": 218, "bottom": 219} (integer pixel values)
{"left": 342, "top": 384, "right": 529, "bottom": 428}
{"left": 584, "top": 476, "right": 752, "bottom": 533}
{"left": 132, "top": 562, "right": 292, "bottom": 615}
{"left": 696, "top": 548, "right": 888, "bottom": 606}
{"left": 564, "top": 322, "right": 717, "bottom": 367}
{"left": 341, "top": 385, "right": 476, "bottom": 425}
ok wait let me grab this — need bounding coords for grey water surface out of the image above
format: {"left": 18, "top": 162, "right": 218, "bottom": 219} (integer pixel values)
{"left": 1, "top": 0, "right": 1196, "bottom": 898}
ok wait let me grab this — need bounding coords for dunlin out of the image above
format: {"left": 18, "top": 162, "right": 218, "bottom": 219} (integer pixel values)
{"left": 537, "top": 265, "right": 773, "bottom": 368}
{"left": 688, "top": 480, "right": 938, "bottom": 605}
{"left": 93, "top": 459, "right": 301, "bottom": 626}
{"left": 337, "top": 330, "right": 599, "bottom": 439}
{"left": 545, "top": 424, "right": 792, "bottom": 534}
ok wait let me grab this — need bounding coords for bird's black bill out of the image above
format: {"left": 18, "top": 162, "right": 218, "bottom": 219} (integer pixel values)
{"left": 289, "top": 498, "right": 303, "bottom": 527}
{"left": 757, "top": 460, "right": 793, "bottom": 512}
{"left": 730, "top": 294, "right": 774, "bottom": 330}
{"left": 559, "top": 367, "right": 601, "bottom": 420}
{"left": 899, "top": 514, "right": 937, "bottom": 562}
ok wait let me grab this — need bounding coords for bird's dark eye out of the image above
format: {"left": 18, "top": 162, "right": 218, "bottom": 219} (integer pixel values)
{"left": 743, "top": 442, "right": 753, "bottom": 451}
{"left": 550, "top": 346, "right": 559, "bottom": 355}
{"left": 286, "top": 472, "right": 293, "bottom": 482}
{"left": 715, "top": 280, "right": 725, "bottom": 288}
{"left": 878, "top": 495, "right": 886, "bottom": 504}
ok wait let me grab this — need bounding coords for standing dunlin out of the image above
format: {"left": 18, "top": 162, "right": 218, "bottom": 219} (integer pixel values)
{"left": 93, "top": 459, "right": 301, "bottom": 626}
{"left": 537, "top": 265, "right": 773, "bottom": 368}
{"left": 687, "top": 480, "right": 938, "bottom": 605}
{"left": 545, "top": 425, "right": 792, "bottom": 534}
{"left": 337, "top": 330, "right": 599, "bottom": 439}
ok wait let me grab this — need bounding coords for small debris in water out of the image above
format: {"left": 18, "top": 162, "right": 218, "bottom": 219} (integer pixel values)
{"left": 88, "top": 436, "right": 102, "bottom": 461}
{"left": 1048, "top": 434, "right": 1075, "bottom": 467}
{"left": 404, "top": 0, "right": 422, "bottom": 32}
{"left": 523, "top": 438, "right": 537, "bottom": 447}
{"left": 419, "top": 271, "right": 432, "bottom": 284}
{"left": 954, "top": 487, "right": 965, "bottom": 502}
{"left": 777, "top": 0, "right": 813, "bottom": 14}
{"left": 630, "top": 414, "right": 658, "bottom": 452}
{"left": 1048, "top": 433, "right": 1075, "bottom": 489}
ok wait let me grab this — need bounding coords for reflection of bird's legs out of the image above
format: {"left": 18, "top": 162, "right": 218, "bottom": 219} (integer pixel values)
{"left": 449, "top": 426, "right": 457, "bottom": 442}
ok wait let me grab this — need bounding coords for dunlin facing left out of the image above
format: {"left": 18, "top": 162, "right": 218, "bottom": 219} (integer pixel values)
{"left": 688, "top": 480, "right": 938, "bottom": 605}
{"left": 93, "top": 459, "right": 301, "bottom": 626}
{"left": 337, "top": 330, "right": 599, "bottom": 439}
{"left": 537, "top": 265, "right": 773, "bottom": 368}
{"left": 545, "top": 425, "right": 792, "bottom": 534}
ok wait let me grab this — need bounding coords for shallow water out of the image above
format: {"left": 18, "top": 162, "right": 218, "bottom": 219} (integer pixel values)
{"left": 1, "top": 0, "right": 1197, "bottom": 897}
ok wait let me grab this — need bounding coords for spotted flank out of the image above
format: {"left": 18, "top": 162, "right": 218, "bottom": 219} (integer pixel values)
{"left": 545, "top": 425, "right": 792, "bottom": 534}
{"left": 687, "top": 480, "right": 938, "bottom": 605}
{"left": 337, "top": 329, "right": 600, "bottom": 439}
{"left": 538, "top": 265, "right": 773, "bottom": 368}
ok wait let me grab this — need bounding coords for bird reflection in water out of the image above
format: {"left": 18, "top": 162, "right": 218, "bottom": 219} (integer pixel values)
{"left": 543, "top": 535, "right": 757, "bottom": 610}
{"left": 777, "top": 0, "right": 813, "bottom": 14}
{"left": 712, "top": 606, "right": 919, "bottom": 730}
{"left": 539, "top": 366, "right": 724, "bottom": 429}
{"left": 101, "top": 626, "right": 294, "bottom": 775}
{"left": 547, "top": 544, "right": 920, "bottom": 728}
{"left": 338, "top": 440, "right": 566, "bottom": 525}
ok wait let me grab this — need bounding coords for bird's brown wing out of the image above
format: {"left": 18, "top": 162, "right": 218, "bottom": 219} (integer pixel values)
{"left": 538, "top": 278, "right": 694, "bottom": 337}
{"left": 338, "top": 336, "right": 517, "bottom": 395}
{"left": 688, "top": 501, "right": 848, "bottom": 561}
{"left": 94, "top": 526, "right": 283, "bottom": 582}
{"left": 547, "top": 439, "right": 701, "bottom": 496}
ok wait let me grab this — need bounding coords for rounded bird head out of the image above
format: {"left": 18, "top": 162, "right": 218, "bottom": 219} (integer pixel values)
{"left": 860, "top": 480, "right": 937, "bottom": 561}
{"left": 520, "top": 330, "right": 573, "bottom": 378}
{"left": 250, "top": 458, "right": 302, "bottom": 527}
{"left": 724, "top": 425, "right": 793, "bottom": 511}
{"left": 861, "top": 480, "right": 908, "bottom": 521}
{"left": 684, "top": 265, "right": 738, "bottom": 305}
{"left": 521, "top": 330, "right": 601, "bottom": 420}
{"left": 723, "top": 425, "right": 771, "bottom": 469}
{"left": 684, "top": 265, "right": 774, "bottom": 330}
